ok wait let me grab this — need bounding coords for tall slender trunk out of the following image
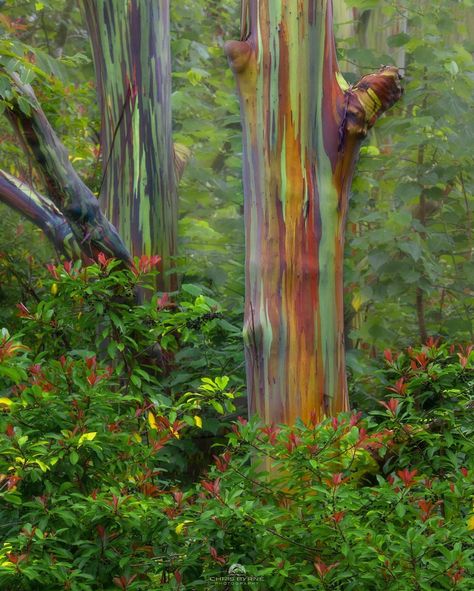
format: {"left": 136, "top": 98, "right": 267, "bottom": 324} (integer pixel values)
{"left": 415, "top": 143, "right": 428, "bottom": 344}
{"left": 226, "top": 0, "right": 401, "bottom": 425}
{"left": 82, "top": 0, "right": 185, "bottom": 291}
{"left": 416, "top": 287, "right": 428, "bottom": 344}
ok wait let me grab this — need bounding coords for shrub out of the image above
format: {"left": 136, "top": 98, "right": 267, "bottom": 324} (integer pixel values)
{"left": 174, "top": 342, "right": 474, "bottom": 590}
{"left": 0, "top": 261, "right": 472, "bottom": 590}
{"left": 0, "top": 258, "right": 242, "bottom": 590}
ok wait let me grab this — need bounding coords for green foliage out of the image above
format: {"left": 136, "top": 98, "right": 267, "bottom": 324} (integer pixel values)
{"left": 2, "top": 0, "right": 472, "bottom": 369}
{"left": 0, "top": 260, "right": 243, "bottom": 589}
{"left": 0, "top": 352, "right": 220, "bottom": 589}
{"left": 0, "top": 1, "right": 99, "bottom": 187}
{"left": 0, "top": 4, "right": 472, "bottom": 588}
{"left": 2, "top": 257, "right": 244, "bottom": 470}
{"left": 343, "top": 0, "right": 474, "bottom": 356}
{"left": 171, "top": 0, "right": 244, "bottom": 302}
{"left": 171, "top": 344, "right": 473, "bottom": 590}
{"left": 0, "top": 334, "right": 472, "bottom": 589}
{"left": 0, "top": 214, "right": 51, "bottom": 330}
{"left": 9, "top": 257, "right": 243, "bottom": 399}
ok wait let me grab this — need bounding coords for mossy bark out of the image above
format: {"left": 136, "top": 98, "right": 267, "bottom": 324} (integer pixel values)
{"left": 0, "top": 171, "right": 80, "bottom": 258}
{"left": 2, "top": 74, "right": 130, "bottom": 264}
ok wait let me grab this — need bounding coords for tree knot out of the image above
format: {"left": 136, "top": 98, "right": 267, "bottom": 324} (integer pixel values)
{"left": 224, "top": 40, "right": 252, "bottom": 74}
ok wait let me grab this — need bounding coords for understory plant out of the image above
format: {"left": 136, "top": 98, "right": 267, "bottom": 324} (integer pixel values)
{"left": 0, "top": 299, "right": 472, "bottom": 590}
{"left": 175, "top": 342, "right": 473, "bottom": 590}
{"left": 0, "top": 257, "right": 243, "bottom": 589}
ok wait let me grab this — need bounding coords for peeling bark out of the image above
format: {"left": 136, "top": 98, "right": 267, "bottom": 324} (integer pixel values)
{"left": 226, "top": 0, "right": 402, "bottom": 425}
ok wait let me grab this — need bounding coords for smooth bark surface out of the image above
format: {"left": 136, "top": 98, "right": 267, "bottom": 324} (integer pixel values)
{"left": 227, "top": 0, "right": 402, "bottom": 425}
{"left": 83, "top": 0, "right": 187, "bottom": 290}
{"left": 4, "top": 73, "right": 131, "bottom": 264}
{"left": 0, "top": 171, "right": 80, "bottom": 258}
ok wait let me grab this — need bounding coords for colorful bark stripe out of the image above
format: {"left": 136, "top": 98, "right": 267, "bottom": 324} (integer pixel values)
{"left": 227, "top": 0, "right": 401, "bottom": 425}
{"left": 82, "top": 0, "right": 178, "bottom": 290}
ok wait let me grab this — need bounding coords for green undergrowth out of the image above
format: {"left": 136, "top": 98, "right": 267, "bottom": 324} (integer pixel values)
{"left": 0, "top": 260, "right": 472, "bottom": 590}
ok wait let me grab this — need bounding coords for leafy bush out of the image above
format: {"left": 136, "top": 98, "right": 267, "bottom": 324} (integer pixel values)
{"left": 174, "top": 343, "right": 473, "bottom": 590}
{"left": 0, "top": 259, "right": 243, "bottom": 589}
{"left": 0, "top": 299, "right": 472, "bottom": 591}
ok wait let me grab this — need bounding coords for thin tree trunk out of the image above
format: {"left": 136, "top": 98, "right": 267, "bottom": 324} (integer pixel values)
{"left": 226, "top": 0, "right": 401, "bottom": 425}
{"left": 53, "top": 0, "right": 75, "bottom": 58}
{"left": 416, "top": 287, "right": 428, "bottom": 344}
{"left": 82, "top": 0, "right": 188, "bottom": 291}
{"left": 356, "top": 7, "right": 407, "bottom": 70}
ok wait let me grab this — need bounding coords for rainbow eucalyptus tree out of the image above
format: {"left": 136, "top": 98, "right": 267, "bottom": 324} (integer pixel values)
{"left": 82, "top": 0, "right": 189, "bottom": 290}
{"left": 0, "top": 0, "right": 187, "bottom": 290}
{"left": 225, "top": 0, "right": 402, "bottom": 425}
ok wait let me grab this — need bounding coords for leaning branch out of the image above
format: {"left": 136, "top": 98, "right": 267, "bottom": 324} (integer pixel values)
{"left": 335, "top": 66, "right": 402, "bottom": 196}
{"left": 0, "top": 171, "right": 80, "bottom": 258}
{"left": 3, "top": 72, "right": 131, "bottom": 265}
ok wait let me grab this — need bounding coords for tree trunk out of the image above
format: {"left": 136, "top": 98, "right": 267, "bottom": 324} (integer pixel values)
{"left": 82, "top": 0, "right": 187, "bottom": 291}
{"left": 226, "top": 0, "right": 401, "bottom": 425}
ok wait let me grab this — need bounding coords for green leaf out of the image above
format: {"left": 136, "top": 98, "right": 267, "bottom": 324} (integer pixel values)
{"left": 445, "top": 60, "right": 459, "bottom": 76}
{"left": 2, "top": 493, "right": 22, "bottom": 506}
{"left": 211, "top": 400, "right": 224, "bottom": 414}
{"left": 395, "top": 503, "right": 406, "bottom": 518}
{"left": 215, "top": 376, "right": 229, "bottom": 390}
{"left": 78, "top": 432, "right": 97, "bottom": 446}
{"left": 17, "top": 435, "right": 28, "bottom": 447}
{"left": 16, "top": 95, "right": 31, "bottom": 116}
{"left": 0, "top": 365, "right": 27, "bottom": 383}
{"left": 399, "top": 241, "right": 422, "bottom": 262}
{"left": 181, "top": 283, "right": 203, "bottom": 297}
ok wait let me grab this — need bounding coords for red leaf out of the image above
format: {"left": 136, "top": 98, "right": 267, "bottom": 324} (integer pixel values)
{"left": 396, "top": 468, "right": 417, "bottom": 487}
{"left": 379, "top": 398, "right": 399, "bottom": 415}
{"left": 46, "top": 263, "right": 58, "bottom": 279}
{"left": 16, "top": 302, "right": 31, "bottom": 318}
{"left": 314, "top": 557, "right": 339, "bottom": 578}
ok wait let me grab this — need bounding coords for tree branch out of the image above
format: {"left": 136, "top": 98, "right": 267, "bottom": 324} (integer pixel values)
{"left": 342, "top": 66, "right": 403, "bottom": 143}
{"left": 0, "top": 171, "right": 80, "bottom": 258}
{"left": 3, "top": 71, "right": 132, "bottom": 264}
